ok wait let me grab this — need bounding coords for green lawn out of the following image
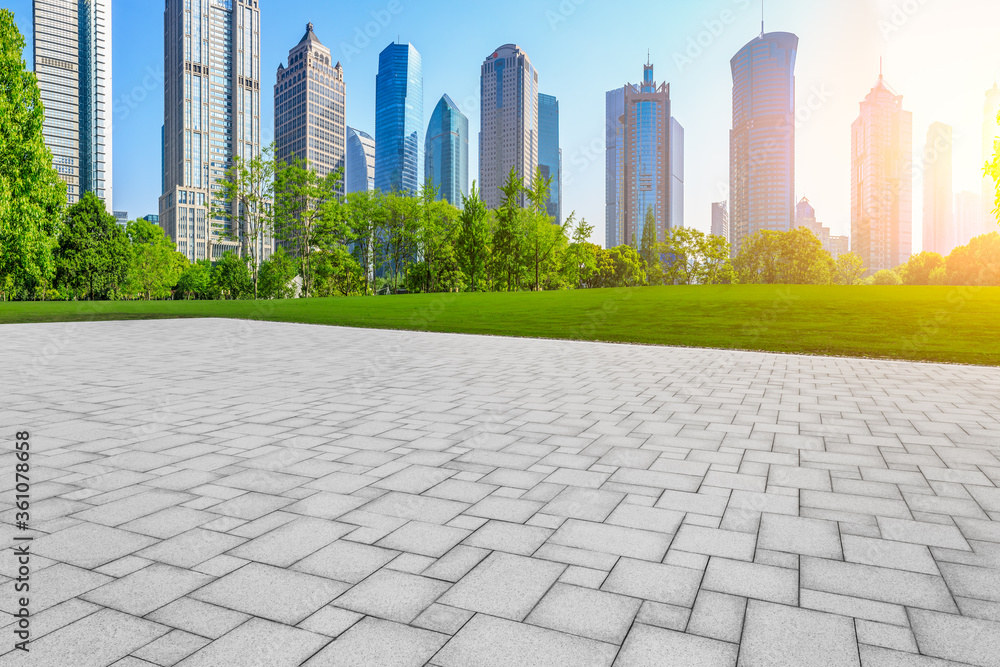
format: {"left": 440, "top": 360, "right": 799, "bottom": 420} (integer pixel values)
{"left": 2, "top": 285, "right": 999, "bottom": 366}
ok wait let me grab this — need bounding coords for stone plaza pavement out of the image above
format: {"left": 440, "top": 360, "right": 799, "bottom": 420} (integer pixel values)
{"left": 1, "top": 318, "right": 1000, "bottom": 666}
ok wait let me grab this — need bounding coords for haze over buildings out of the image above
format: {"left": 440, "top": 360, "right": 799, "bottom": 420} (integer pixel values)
{"left": 922, "top": 122, "right": 954, "bottom": 255}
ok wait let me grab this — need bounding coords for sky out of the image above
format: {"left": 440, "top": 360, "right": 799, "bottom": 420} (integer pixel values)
{"left": 8, "top": 0, "right": 1000, "bottom": 250}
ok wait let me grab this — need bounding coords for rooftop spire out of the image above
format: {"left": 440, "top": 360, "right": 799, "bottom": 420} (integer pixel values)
{"left": 761, "top": 0, "right": 765, "bottom": 37}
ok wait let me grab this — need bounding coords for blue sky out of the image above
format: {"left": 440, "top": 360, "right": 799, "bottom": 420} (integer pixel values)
{"left": 8, "top": 0, "right": 1000, "bottom": 249}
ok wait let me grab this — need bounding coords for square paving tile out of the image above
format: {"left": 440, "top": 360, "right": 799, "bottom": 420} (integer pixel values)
{"left": 333, "top": 568, "right": 450, "bottom": 623}
{"left": 738, "top": 600, "right": 860, "bottom": 667}
{"left": 227, "top": 517, "right": 354, "bottom": 567}
{"left": 614, "top": 623, "right": 738, "bottom": 667}
{"left": 303, "top": 617, "right": 448, "bottom": 667}
{"left": 31, "top": 523, "right": 157, "bottom": 569}
{"left": 175, "top": 618, "right": 328, "bottom": 667}
{"left": 82, "top": 563, "right": 212, "bottom": 616}
{"left": 438, "top": 552, "right": 565, "bottom": 620}
{"left": 526, "top": 582, "right": 640, "bottom": 644}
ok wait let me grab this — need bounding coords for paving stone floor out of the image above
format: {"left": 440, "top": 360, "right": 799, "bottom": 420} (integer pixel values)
{"left": 2, "top": 318, "right": 1000, "bottom": 666}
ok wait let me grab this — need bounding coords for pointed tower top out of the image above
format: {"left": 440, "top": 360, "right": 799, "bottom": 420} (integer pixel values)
{"left": 761, "top": 0, "right": 765, "bottom": 37}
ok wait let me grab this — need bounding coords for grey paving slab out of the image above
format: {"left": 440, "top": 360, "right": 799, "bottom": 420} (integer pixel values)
{"left": 4, "top": 319, "right": 1000, "bottom": 666}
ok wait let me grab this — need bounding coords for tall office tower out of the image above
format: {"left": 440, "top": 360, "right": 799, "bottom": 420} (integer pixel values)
{"left": 711, "top": 202, "right": 729, "bottom": 240}
{"left": 606, "top": 62, "right": 684, "bottom": 248}
{"left": 605, "top": 88, "right": 625, "bottom": 248}
{"left": 375, "top": 42, "right": 423, "bottom": 194}
{"left": 538, "top": 93, "right": 561, "bottom": 224}
{"left": 480, "top": 44, "right": 539, "bottom": 209}
{"left": 275, "top": 23, "right": 346, "bottom": 188}
{"left": 954, "top": 191, "right": 982, "bottom": 247}
{"left": 425, "top": 94, "right": 469, "bottom": 206}
{"left": 346, "top": 127, "right": 376, "bottom": 194}
{"left": 851, "top": 71, "right": 913, "bottom": 275}
{"left": 160, "top": 0, "right": 264, "bottom": 263}
{"left": 729, "top": 31, "right": 798, "bottom": 255}
{"left": 33, "top": 0, "right": 112, "bottom": 209}
{"left": 829, "top": 236, "right": 849, "bottom": 259}
{"left": 982, "top": 83, "right": 1000, "bottom": 234}
{"left": 922, "top": 122, "right": 953, "bottom": 255}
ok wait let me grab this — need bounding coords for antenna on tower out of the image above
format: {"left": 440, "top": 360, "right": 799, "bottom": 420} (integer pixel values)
{"left": 761, "top": 0, "right": 765, "bottom": 37}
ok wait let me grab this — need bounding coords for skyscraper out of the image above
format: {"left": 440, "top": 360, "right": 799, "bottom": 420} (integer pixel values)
{"left": 711, "top": 202, "right": 729, "bottom": 240}
{"left": 851, "top": 72, "right": 913, "bottom": 275}
{"left": 922, "top": 122, "right": 953, "bottom": 255}
{"left": 480, "top": 44, "right": 539, "bottom": 209}
{"left": 729, "top": 31, "right": 798, "bottom": 254}
{"left": 982, "top": 83, "right": 1000, "bottom": 234}
{"left": 795, "top": 197, "right": 831, "bottom": 251}
{"left": 538, "top": 93, "right": 561, "bottom": 224}
{"left": 954, "top": 191, "right": 982, "bottom": 248}
{"left": 275, "top": 23, "right": 346, "bottom": 189}
{"left": 375, "top": 42, "right": 423, "bottom": 194}
{"left": 425, "top": 95, "right": 469, "bottom": 206}
{"left": 346, "top": 127, "right": 376, "bottom": 194}
{"left": 606, "top": 62, "right": 684, "bottom": 248}
{"left": 605, "top": 88, "right": 625, "bottom": 248}
{"left": 160, "top": 0, "right": 264, "bottom": 263}
{"left": 33, "top": 0, "right": 112, "bottom": 209}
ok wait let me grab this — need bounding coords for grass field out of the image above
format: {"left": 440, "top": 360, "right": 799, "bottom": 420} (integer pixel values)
{"left": 1, "top": 285, "right": 999, "bottom": 366}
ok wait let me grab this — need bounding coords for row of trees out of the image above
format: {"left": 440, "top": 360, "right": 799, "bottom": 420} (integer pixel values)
{"left": 867, "top": 233, "right": 1000, "bottom": 286}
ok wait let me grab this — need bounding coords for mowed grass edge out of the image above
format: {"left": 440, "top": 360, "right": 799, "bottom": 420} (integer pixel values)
{"left": 1, "top": 285, "right": 998, "bottom": 366}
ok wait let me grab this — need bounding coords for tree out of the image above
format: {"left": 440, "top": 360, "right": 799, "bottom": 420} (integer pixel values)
{"left": 945, "top": 232, "right": 1000, "bottom": 286}
{"left": 898, "top": 251, "right": 944, "bottom": 285}
{"left": 564, "top": 216, "right": 597, "bottom": 288}
{"left": 733, "top": 228, "right": 833, "bottom": 284}
{"left": 869, "top": 269, "right": 902, "bottom": 285}
{"left": 0, "top": 10, "right": 66, "bottom": 299}
{"left": 176, "top": 260, "right": 213, "bottom": 299}
{"left": 833, "top": 253, "right": 866, "bottom": 285}
{"left": 344, "top": 189, "right": 386, "bottom": 296}
{"left": 257, "top": 247, "right": 298, "bottom": 299}
{"left": 54, "top": 193, "right": 130, "bottom": 300}
{"left": 126, "top": 218, "right": 186, "bottom": 299}
{"left": 523, "top": 167, "right": 568, "bottom": 291}
{"left": 491, "top": 167, "right": 527, "bottom": 291}
{"left": 605, "top": 245, "right": 646, "bottom": 287}
{"left": 214, "top": 144, "right": 276, "bottom": 299}
{"left": 312, "top": 245, "right": 363, "bottom": 297}
{"left": 457, "top": 182, "right": 491, "bottom": 291}
{"left": 984, "top": 111, "right": 1000, "bottom": 229}
{"left": 639, "top": 209, "right": 661, "bottom": 285}
{"left": 212, "top": 251, "right": 252, "bottom": 299}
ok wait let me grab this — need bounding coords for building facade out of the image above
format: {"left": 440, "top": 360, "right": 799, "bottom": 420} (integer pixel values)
{"left": 375, "top": 42, "right": 423, "bottom": 194}
{"left": 711, "top": 201, "right": 729, "bottom": 240}
{"left": 33, "top": 0, "right": 112, "bottom": 209}
{"left": 851, "top": 73, "right": 913, "bottom": 275}
{"left": 605, "top": 88, "right": 625, "bottom": 248}
{"left": 982, "top": 83, "right": 1000, "bottom": 235}
{"left": 795, "top": 197, "right": 830, "bottom": 249}
{"left": 922, "top": 122, "right": 953, "bottom": 255}
{"left": 729, "top": 32, "right": 798, "bottom": 255}
{"left": 829, "top": 235, "right": 850, "bottom": 259}
{"left": 480, "top": 44, "right": 539, "bottom": 209}
{"left": 538, "top": 93, "right": 561, "bottom": 224}
{"left": 954, "top": 191, "right": 982, "bottom": 248}
{"left": 113, "top": 211, "right": 129, "bottom": 225}
{"left": 275, "top": 23, "right": 346, "bottom": 189}
{"left": 346, "top": 127, "right": 376, "bottom": 194}
{"left": 160, "top": 0, "right": 265, "bottom": 263}
{"left": 425, "top": 94, "right": 469, "bottom": 206}
{"left": 605, "top": 62, "right": 684, "bottom": 248}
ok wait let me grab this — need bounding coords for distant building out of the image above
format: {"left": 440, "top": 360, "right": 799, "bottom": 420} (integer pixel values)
{"left": 375, "top": 42, "right": 423, "bottom": 194}
{"left": 829, "top": 235, "right": 850, "bottom": 259}
{"left": 275, "top": 24, "right": 346, "bottom": 189}
{"left": 143, "top": 214, "right": 160, "bottom": 226}
{"left": 711, "top": 202, "right": 729, "bottom": 240}
{"left": 795, "top": 197, "right": 830, "bottom": 250}
{"left": 113, "top": 211, "right": 129, "bottom": 226}
{"left": 729, "top": 31, "right": 798, "bottom": 255}
{"left": 425, "top": 95, "right": 469, "bottom": 206}
{"left": 480, "top": 44, "right": 538, "bottom": 209}
{"left": 605, "top": 61, "right": 684, "bottom": 248}
{"left": 982, "top": 83, "right": 1000, "bottom": 234}
{"left": 346, "top": 127, "right": 376, "bottom": 194}
{"left": 605, "top": 88, "right": 625, "bottom": 248}
{"left": 954, "top": 191, "right": 983, "bottom": 248}
{"left": 851, "top": 71, "right": 912, "bottom": 275}
{"left": 922, "top": 122, "right": 953, "bottom": 255}
{"left": 538, "top": 93, "right": 561, "bottom": 224}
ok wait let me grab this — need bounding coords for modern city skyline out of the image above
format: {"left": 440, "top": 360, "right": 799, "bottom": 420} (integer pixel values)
{"left": 538, "top": 92, "right": 561, "bottom": 224}
{"left": 32, "top": 0, "right": 112, "bottom": 210}
{"left": 425, "top": 94, "right": 469, "bottom": 206}
{"left": 851, "top": 72, "right": 913, "bottom": 275}
{"left": 922, "top": 122, "right": 954, "bottom": 255}
{"left": 159, "top": 0, "right": 265, "bottom": 263}
{"left": 729, "top": 31, "right": 798, "bottom": 255}
{"left": 605, "top": 62, "right": 684, "bottom": 248}
{"left": 345, "top": 126, "right": 376, "bottom": 194}
{"left": 480, "top": 44, "right": 538, "bottom": 210}
{"left": 374, "top": 42, "right": 423, "bottom": 194}
{"left": 275, "top": 23, "right": 346, "bottom": 190}
{"left": 711, "top": 201, "right": 729, "bottom": 240}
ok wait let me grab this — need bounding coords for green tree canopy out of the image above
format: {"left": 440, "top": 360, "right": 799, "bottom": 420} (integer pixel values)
{"left": 734, "top": 227, "right": 834, "bottom": 285}
{"left": 54, "top": 192, "right": 130, "bottom": 300}
{"left": 945, "top": 232, "right": 1000, "bottom": 286}
{"left": 898, "top": 251, "right": 945, "bottom": 285}
{"left": 125, "top": 218, "right": 187, "bottom": 299}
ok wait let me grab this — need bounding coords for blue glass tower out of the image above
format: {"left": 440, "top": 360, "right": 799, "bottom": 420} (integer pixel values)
{"left": 538, "top": 93, "right": 561, "bottom": 224}
{"left": 425, "top": 95, "right": 469, "bottom": 206}
{"left": 375, "top": 43, "right": 423, "bottom": 194}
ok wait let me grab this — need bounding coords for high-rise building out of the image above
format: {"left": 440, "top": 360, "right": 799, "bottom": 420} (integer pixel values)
{"left": 851, "top": 72, "right": 913, "bottom": 275}
{"left": 160, "top": 0, "right": 265, "bottom": 263}
{"left": 538, "top": 93, "right": 561, "bottom": 224}
{"left": 33, "top": 0, "right": 112, "bottom": 209}
{"left": 711, "top": 202, "right": 729, "bottom": 240}
{"left": 480, "top": 44, "right": 539, "bottom": 209}
{"left": 795, "top": 197, "right": 831, "bottom": 250}
{"left": 982, "top": 83, "right": 1000, "bottom": 235}
{"left": 729, "top": 31, "right": 798, "bottom": 255}
{"left": 143, "top": 214, "right": 160, "bottom": 226}
{"left": 425, "top": 95, "right": 469, "bottom": 206}
{"left": 275, "top": 23, "right": 346, "bottom": 189}
{"left": 922, "top": 122, "right": 953, "bottom": 255}
{"left": 605, "top": 88, "right": 625, "bottom": 248}
{"left": 829, "top": 236, "right": 850, "bottom": 259}
{"left": 346, "top": 128, "right": 376, "bottom": 194}
{"left": 605, "top": 62, "right": 684, "bottom": 248}
{"left": 954, "top": 191, "right": 982, "bottom": 248}
{"left": 375, "top": 42, "right": 423, "bottom": 194}
{"left": 113, "top": 211, "right": 129, "bottom": 226}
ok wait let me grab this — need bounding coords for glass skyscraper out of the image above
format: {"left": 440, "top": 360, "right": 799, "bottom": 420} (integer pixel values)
{"left": 538, "top": 93, "right": 561, "bottom": 224}
{"left": 425, "top": 94, "right": 469, "bottom": 206}
{"left": 33, "top": 0, "right": 112, "bottom": 209}
{"left": 605, "top": 88, "right": 625, "bottom": 248}
{"left": 346, "top": 127, "right": 376, "bottom": 194}
{"left": 160, "top": 0, "right": 264, "bottom": 263}
{"left": 729, "top": 31, "right": 798, "bottom": 255}
{"left": 375, "top": 43, "right": 423, "bottom": 194}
